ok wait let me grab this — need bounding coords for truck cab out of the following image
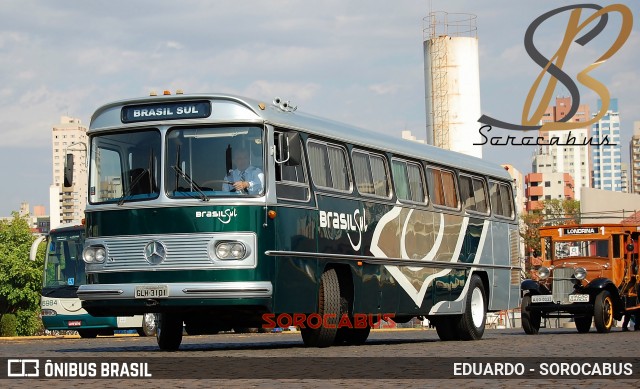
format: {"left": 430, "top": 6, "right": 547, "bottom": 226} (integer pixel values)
{"left": 521, "top": 224, "right": 640, "bottom": 334}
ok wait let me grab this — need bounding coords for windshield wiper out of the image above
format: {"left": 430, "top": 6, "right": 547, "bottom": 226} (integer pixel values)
{"left": 172, "top": 165, "right": 209, "bottom": 201}
{"left": 117, "top": 168, "right": 149, "bottom": 205}
{"left": 118, "top": 148, "right": 157, "bottom": 206}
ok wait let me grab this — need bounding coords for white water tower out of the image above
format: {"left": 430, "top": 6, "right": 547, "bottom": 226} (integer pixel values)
{"left": 423, "top": 12, "right": 482, "bottom": 158}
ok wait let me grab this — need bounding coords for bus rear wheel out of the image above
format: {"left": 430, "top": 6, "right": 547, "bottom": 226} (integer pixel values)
{"left": 456, "top": 275, "right": 487, "bottom": 340}
{"left": 335, "top": 325, "right": 371, "bottom": 345}
{"left": 433, "top": 316, "right": 461, "bottom": 341}
{"left": 594, "top": 290, "right": 614, "bottom": 333}
{"left": 157, "top": 313, "right": 183, "bottom": 351}
{"left": 521, "top": 294, "right": 541, "bottom": 335}
{"left": 301, "top": 268, "right": 341, "bottom": 347}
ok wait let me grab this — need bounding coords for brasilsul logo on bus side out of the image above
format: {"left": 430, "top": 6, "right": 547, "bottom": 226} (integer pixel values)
{"left": 476, "top": 3, "right": 632, "bottom": 146}
{"left": 319, "top": 209, "right": 367, "bottom": 251}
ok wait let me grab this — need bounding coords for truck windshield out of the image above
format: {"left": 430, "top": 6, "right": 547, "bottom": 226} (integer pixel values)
{"left": 43, "top": 231, "right": 85, "bottom": 287}
{"left": 89, "top": 129, "right": 161, "bottom": 204}
{"left": 554, "top": 240, "right": 609, "bottom": 259}
{"left": 165, "top": 125, "right": 264, "bottom": 198}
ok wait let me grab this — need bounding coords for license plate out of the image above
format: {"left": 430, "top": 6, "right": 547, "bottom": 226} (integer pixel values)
{"left": 531, "top": 295, "right": 553, "bottom": 303}
{"left": 134, "top": 285, "right": 169, "bottom": 299}
{"left": 67, "top": 320, "right": 81, "bottom": 327}
{"left": 569, "top": 294, "right": 589, "bottom": 302}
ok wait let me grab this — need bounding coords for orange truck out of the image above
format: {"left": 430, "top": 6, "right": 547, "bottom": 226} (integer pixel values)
{"left": 521, "top": 224, "right": 640, "bottom": 334}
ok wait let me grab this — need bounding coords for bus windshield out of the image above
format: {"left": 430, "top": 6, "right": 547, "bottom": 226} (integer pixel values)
{"left": 165, "top": 125, "right": 264, "bottom": 197}
{"left": 89, "top": 129, "right": 161, "bottom": 204}
{"left": 44, "top": 230, "right": 85, "bottom": 287}
{"left": 554, "top": 240, "right": 609, "bottom": 259}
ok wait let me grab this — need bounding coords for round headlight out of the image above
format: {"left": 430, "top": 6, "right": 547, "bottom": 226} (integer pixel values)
{"left": 83, "top": 247, "right": 96, "bottom": 263}
{"left": 95, "top": 247, "right": 106, "bottom": 263}
{"left": 538, "top": 266, "right": 550, "bottom": 280}
{"left": 574, "top": 267, "right": 587, "bottom": 280}
{"left": 230, "top": 243, "right": 246, "bottom": 259}
{"left": 215, "top": 242, "right": 232, "bottom": 259}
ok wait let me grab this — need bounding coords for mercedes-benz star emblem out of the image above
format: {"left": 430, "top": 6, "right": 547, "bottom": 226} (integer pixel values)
{"left": 144, "top": 240, "right": 167, "bottom": 265}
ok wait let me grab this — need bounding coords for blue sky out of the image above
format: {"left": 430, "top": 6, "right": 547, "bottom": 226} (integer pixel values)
{"left": 0, "top": 0, "right": 638, "bottom": 216}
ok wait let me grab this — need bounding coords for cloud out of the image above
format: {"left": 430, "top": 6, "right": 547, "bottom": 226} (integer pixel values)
{"left": 369, "top": 83, "right": 401, "bottom": 95}
{"left": 165, "top": 41, "right": 183, "bottom": 50}
{"left": 242, "top": 80, "right": 321, "bottom": 102}
{"left": 0, "top": 0, "right": 638, "bottom": 216}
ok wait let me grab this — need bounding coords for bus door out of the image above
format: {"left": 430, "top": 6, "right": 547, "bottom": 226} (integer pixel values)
{"left": 271, "top": 130, "right": 316, "bottom": 313}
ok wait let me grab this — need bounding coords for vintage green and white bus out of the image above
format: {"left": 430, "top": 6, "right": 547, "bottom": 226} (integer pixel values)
{"left": 31, "top": 225, "right": 156, "bottom": 337}
{"left": 77, "top": 92, "right": 520, "bottom": 350}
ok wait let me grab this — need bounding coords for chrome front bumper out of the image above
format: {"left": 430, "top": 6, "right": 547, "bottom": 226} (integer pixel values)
{"left": 77, "top": 281, "right": 273, "bottom": 300}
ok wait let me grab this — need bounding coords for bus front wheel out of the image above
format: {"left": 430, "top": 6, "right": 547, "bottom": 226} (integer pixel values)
{"left": 301, "top": 268, "right": 341, "bottom": 347}
{"left": 138, "top": 313, "right": 157, "bottom": 337}
{"left": 156, "top": 313, "right": 183, "bottom": 351}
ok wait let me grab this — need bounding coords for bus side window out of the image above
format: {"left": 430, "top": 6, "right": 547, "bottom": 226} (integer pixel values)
{"left": 307, "top": 140, "right": 351, "bottom": 193}
{"left": 391, "top": 158, "right": 426, "bottom": 203}
{"left": 489, "top": 181, "right": 514, "bottom": 219}
{"left": 426, "top": 166, "right": 458, "bottom": 208}
{"left": 460, "top": 175, "right": 488, "bottom": 214}
{"left": 352, "top": 150, "right": 390, "bottom": 198}
{"left": 275, "top": 131, "right": 310, "bottom": 201}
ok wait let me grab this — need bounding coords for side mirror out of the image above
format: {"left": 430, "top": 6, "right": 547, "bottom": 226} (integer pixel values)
{"left": 627, "top": 243, "right": 635, "bottom": 252}
{"left": 64, "top": 153, "right": 74, "bottom": 187}
{"left": 30, "top": 235, "right": 47, "bottom": 262}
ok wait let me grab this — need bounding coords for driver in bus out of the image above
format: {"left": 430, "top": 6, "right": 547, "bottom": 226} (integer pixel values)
{"left": 223, "top": 149, "right": 264, "bottom": 194}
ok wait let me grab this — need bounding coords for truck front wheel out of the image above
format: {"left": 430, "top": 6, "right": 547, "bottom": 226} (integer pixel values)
{"left": 593, "top": 290, "right": 614, "bottom": 333}
{"left": 521, "top": 294, "right": 541, "bottom": 335}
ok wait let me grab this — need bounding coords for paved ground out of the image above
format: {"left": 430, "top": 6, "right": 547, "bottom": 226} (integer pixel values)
{"left": 1, "top": 327, "right": 640, "bottom": 387}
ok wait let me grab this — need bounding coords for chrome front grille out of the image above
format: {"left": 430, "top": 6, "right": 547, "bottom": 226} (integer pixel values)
{"left": 87, "top": 232, "right": 256, "bottom": 272}
{"left": 551, "top": 268, "right": 574, "bottom": 304}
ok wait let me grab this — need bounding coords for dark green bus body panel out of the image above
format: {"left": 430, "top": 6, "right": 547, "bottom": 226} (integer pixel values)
{"left": 79, "top": 94, "right": 519, "bottom": 329}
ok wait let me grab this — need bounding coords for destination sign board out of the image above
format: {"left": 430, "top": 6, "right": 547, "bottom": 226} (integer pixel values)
{"left": 563, "top": 227, "right": 600, "bottom": 235}
{"left": 121, "top": 101, "right": 211, "bottom": 123}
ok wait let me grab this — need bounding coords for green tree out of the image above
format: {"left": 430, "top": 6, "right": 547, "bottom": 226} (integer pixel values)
{"left": 0, "top": 213, "right": 44, "bottom": 316}
{"left": 520, "top": 211, "right": 543, "bottom": 255}
{"left": 520, "top": 199, "right": 581, "bottom": 276}
{"left": 540, "top": 198, "right": 581, "bottom": 226}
